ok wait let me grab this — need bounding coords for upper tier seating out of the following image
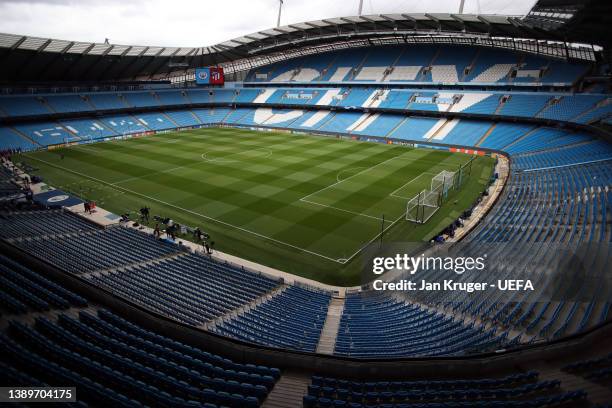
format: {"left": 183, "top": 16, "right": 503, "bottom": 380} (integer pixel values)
{"left": 0, "top": 96, "right": 53, "bottom": 117}
{"left": 245, "top": 44, "right": 590, "bottom": 85}
{"left": 45, "top": 94, "right": 94, "bottom": 113}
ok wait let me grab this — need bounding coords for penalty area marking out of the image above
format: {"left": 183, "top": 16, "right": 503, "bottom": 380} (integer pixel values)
{"left": 201, "top": 147, "right": 272, "bottom": 163}
{"left": 336, "top": 167, "right": 367, "bottom": 182}
{"left": 299, "top": 151, "right": 423, "bottom": 226}
{"left": 299, "top": 197, "right": 393, "bottom": 224}
{"left": 389, "top": 172, "right": 438, "bottom": 200}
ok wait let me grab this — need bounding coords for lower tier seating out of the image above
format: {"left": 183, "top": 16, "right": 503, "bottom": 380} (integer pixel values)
{"left": 0, "top": 253, "right": 280, "bottom": 407}
{"left": 334, "top": 291, "right": 500, "bottom": 358}
{"left": 213, "top": 286, "right": 331, "bottom": 352}
{"left": 303, "top": 372, "right": 587, "bottom": 408}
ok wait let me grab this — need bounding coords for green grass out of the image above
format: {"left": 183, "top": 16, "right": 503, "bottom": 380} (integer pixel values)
{"left": 18, "top": 127, "right": 495, "bottom": 286}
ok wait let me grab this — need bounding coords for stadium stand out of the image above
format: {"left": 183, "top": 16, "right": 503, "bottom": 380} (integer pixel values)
{"left": 244, "top": 44, "right": 590, "bottom": 86}
{"left": 0, "top": 127, "right": 37, "bottom": 151}
{"left": 1, "top": 4, "right": 612, "bottom": 405}
{"left": 213, "top": 286, "right": 331, "bottom": 352}
{"left": 89, "top": 252, "right": 280, "bottom": 326}
{"left": 12, "top": 227, "right": 185, "bottom": 275}
{"left": 0, "top": 254, "right": 280, "bottom": 407}
{"left": 0, "top": 209, "right": 96, "bottom": 239}
{"left": 335, "top": 291, "right": 499, "bottom": 358}
{"left": 0, "top": 95, "right": 53, "bottom": 117}
{"left": 303, "top": 372, "right": 588, "bottom": 408}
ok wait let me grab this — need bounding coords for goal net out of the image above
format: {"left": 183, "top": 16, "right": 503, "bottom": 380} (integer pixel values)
{"left": 406, "top": 189, "right": 441, "bottom": 223}
{"left": 431, "top": 170, "right": 455, "bottom": 199}
{"left": 405, "top": 162, "right": 472, "bottom": 224}
{"left": 63, "top": 136, "right": 82, "bottom": 145}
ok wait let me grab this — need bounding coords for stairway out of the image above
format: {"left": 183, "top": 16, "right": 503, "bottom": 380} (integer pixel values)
{"left": 571, "top": 97, "right": 610, "bottom": 123}
{"left": 263, "top": 371, "right": 311, "bottom": 408}
{"left": 386, "top": 116, "right": 410, "bottom": 139}
{"left": 493, "top": 96, "right": 508, "bottom": 115}
{"left": 161, "top": 112, "right": 180, "bottom": 127}
{"left": 534, "top": 96, "right": 558, "bottom": 118}
{"left": 9, "top": 127, "right": 43, "bottom": 148}
{"left": 475, "top": 123, "right": 497, "bottom": 147}
{"left": 315, "top": 297, "right": 345, "bottom": 354}
{"left": 538, "top": 367, "right": 612, "bottom": 405}
{"left": 350, "top": 50, "right": 371, "bottom": 80}
{"left": 501, "top": 126, "right": 539, "bottom": 151}
{"left": 201, "top": 284, "right": 288, "bottom": 331}
{"left": 428, "top": 118, "right": 459, "bottom": 141}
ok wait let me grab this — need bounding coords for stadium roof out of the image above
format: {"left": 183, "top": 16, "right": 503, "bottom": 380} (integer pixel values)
{"left": 0, "top": 8, "right": 608, "bottom": 83}
{"left": 522, "top": 0, "right": 612, "bottom": 46}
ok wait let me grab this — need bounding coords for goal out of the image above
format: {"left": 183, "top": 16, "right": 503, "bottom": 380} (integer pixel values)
{"left": 405, "top": 159, "right": 474, "bottom": 223}
{"left": 431, "top": 170, "right": 456, "bottom": 199}
{"left": 406, "top": 189, "right": 441, "bottom": 224}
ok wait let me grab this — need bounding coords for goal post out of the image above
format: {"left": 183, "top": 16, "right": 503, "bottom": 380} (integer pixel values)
{"left": 63, "top": 136, "right": 82, "bottom": 145}
{"left": 431, "top": 170, "right": 455, "bottom": 201}
{"left": 405, "top": 161, "right": 474, "bottom": 224}
{"left": 406, "top": 189, "right": 440, "bottom": 223}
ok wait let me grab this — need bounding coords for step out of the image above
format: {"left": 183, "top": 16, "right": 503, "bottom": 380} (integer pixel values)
{"left": 263, "top": 371, "right": 311, "bottom": 408}
{"left": 476, "top": 122, "right": 497, "bottom": 147}
{"left": 253, "top": 89, "right": 277, "bottom": 104}
{"left": 315, "top": 297, "right": 345, "bottom": 354}
{"left": 202, "top": 284, "right": 288, "bottom": 331}
{"left": 539, "top": 368, "right": 612, "bottom": 405}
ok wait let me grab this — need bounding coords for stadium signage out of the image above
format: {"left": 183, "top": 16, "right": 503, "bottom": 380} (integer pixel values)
{"left": 195, "top": 67, "right": 225, "bottom": 85}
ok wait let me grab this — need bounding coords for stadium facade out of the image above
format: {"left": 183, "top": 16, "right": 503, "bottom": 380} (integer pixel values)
{"left": 1, "top": 0, "right": 611, "bottom": 406}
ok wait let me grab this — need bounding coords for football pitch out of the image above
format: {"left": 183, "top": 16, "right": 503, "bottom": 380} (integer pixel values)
{"left": 19, "top": 127, "right": 496, "bottom": 285}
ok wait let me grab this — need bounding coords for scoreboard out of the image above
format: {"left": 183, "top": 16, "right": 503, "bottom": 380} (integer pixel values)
{"left": 195, "top": 67, "right": 224, "bottom": 85}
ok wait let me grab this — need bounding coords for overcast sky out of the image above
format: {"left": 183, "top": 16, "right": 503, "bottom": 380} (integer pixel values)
{"left": 0, "top": 0, "right": 537, "bottom": 47}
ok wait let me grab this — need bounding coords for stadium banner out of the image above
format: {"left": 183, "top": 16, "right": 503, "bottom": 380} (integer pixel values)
{"left": 210, "top": 67, "right": 224, "bottom": 85}
{"left": 195, "top": 68, "right": 210, "bottom": 85}
{"left": 450, "top": 147, "right": 485, "bottom": 155}
{"left": 34, "top": 189, "right": 84, "bottom": 208}
{"left": 195, "top": 67, "right": 224, "bottom": 85}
